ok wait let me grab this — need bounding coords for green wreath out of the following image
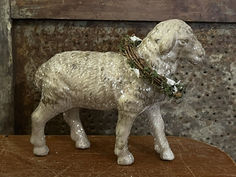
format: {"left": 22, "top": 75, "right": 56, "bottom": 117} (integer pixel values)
{"left": 119, "top": 35, "right": 185, "bottom": 99}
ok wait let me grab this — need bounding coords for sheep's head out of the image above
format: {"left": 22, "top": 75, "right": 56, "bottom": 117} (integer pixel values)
{"left": 137, "top": 19, "right": 205, "bottom": 75}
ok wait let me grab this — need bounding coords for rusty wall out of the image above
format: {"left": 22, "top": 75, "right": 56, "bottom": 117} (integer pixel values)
{"left": 12, "top": 20, "right": 236, "bottom": 160}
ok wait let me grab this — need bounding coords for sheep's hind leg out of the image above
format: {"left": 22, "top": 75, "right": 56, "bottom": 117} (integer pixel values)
{"left": 63, "top": 108, "right": 90, "bottom": 149}
{"left": 30, "top": 101, "right": 61, "bottom": 156}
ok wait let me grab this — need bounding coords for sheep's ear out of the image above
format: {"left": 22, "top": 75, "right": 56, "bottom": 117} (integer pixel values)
{"left": 159, "top": 33, "right": 176, "bottom": 55}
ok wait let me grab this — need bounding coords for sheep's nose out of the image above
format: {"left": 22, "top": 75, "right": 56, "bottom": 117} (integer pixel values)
{"left": 197, "top": 52, "right": 205, "bottom": 64}
{"left": 194, "top": 41, "right": 205, "bottom": 57}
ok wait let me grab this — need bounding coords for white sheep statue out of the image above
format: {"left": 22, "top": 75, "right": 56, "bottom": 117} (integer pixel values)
{"left": 30, "top": 19, "right": 205, "bottom": 165}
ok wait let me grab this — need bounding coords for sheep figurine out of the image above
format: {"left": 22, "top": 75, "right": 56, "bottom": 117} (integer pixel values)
{"left": 30, "top": 19, "right": 205, "bottom": 165}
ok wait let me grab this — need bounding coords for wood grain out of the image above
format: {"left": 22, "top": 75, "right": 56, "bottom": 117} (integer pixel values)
{"left": 11, "top": 0, "right": 236, "bottom": 22}
{"left": 0, "top": 136, "right": 235, "bottom": 177}
{"left": 0, "top": 0, "right": 14, "bottom": 134}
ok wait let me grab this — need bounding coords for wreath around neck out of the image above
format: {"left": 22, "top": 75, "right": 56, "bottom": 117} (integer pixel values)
{"left": 119, "top": 35, "right": 185, "bottom": 99}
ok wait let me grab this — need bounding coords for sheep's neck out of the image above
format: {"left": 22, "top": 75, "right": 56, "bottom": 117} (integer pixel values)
{"left": 136, "top": 47, "right": 178, "bottom": 77}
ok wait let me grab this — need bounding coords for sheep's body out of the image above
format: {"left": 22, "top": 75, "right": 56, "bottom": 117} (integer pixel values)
{"left": 36, "top": 51, "right": 159, "bottom": 112}
{"left": 30, "top": 19, "right": 205, "bottom": 165}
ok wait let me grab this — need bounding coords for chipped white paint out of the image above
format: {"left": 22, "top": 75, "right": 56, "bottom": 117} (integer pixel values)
{"left": 132, "top": 68, "right": 140, "bottom": 78}
{"left": 166, "top": 78, "right": 181, "bottom": 93}
{"left": 130, "top": 35, "right": 142, "bottom": 43}
{"left": 166, "top": 78, "right": 177, "bottom": 86}
{"left": 30, "top": 19, "right": 205, "bottom": 165}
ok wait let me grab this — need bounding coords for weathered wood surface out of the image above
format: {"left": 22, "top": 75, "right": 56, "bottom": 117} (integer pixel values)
{"left": 11, "top": 0, "right": 236, "bottom": 22}
{"left": 0, "top": 136, "right": 235, "bottom": 177}
{"left": 0, "top": 0, "right": 14, "bottom": 134}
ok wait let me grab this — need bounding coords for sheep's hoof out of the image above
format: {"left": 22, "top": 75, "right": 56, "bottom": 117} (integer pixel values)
{"left": 160, "top": 148, "right": 175, "bottom": 161}
{"left": 76, "top": 138, "right": 90, "bottom": 149}
{"left": 117, "top": 152, "right": 134, "bottom": 165}
{"left": 154, "top": 144, "right": 161, "bottom": 153}
{"left": 33, "top": 145, "right": 49, "bottom": 156}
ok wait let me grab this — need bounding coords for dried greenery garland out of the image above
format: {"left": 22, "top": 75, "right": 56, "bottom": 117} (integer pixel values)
{"left": 119, "top": 35, "right": 185, "bottom": 99}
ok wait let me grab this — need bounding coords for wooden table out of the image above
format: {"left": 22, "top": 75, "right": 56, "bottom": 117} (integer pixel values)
{"left": 0, "top": 136, "right": 235, "bottom": 177}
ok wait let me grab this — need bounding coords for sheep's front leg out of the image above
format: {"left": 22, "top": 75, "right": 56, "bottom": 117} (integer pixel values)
{"left": 63, "top": 108, "right": 90, "bottom": 149}
{"left": 146, "top": 103, "right": 174, "bottom": 160}
{"left": 115, "top": 111, "right": 136, "bottom": 165}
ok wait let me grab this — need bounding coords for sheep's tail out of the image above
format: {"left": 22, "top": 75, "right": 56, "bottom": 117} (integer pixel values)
{"left": 34, "top": 67, "right": 44, "bottom": 91}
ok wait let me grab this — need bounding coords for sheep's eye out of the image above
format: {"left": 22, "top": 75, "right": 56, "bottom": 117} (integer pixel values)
{"left": 155, "top": 39, "right": 160, "bottom": 43}
{"left": 179, "top": 39, "right": 189, "bottom": 46}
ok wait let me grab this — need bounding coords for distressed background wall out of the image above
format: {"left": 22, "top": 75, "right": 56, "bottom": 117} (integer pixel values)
{"left": 12, "top": 20, "right": 236, "bottom": 161}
